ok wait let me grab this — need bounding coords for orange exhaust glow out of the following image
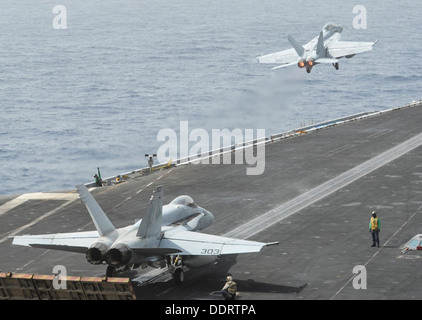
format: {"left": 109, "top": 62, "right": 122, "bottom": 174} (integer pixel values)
{"left": 307, "top": 60, "right": 314, "bottom": 67}
{"left": 298, "top": 60, "right": 305, "bottom": 68}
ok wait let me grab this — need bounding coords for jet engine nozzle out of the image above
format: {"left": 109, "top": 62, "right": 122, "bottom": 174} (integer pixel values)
{"left": 86, "top": 242, "right": 108, "bottom": 265}
{"left": 106, "top": 244, "right": 132, "bottom": 267}
{"left": 307, "top": 59, "right": 315, "bottom": 67}
{"left": 298, "top": 59, "right": 306, "bottom": 68}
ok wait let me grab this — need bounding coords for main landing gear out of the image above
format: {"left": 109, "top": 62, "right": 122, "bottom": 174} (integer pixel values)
{"left": 167, "top": 255, "right": 186, "bottom": 284}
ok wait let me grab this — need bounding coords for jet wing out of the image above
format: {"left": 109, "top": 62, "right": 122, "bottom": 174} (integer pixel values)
{"left": 271, "top": 62, "right": 298, "bottom": 70}
{"left": 327, "top": 40, "right": 377, "bottom": 59}
{"left": 12, "top": 230, "right": 99, "bottom": 253}
{"left": 257, "top": 48, "right": 298, "bottom": 66}
{"left": 160, "top": 230, "right": 277, "bottom": 255}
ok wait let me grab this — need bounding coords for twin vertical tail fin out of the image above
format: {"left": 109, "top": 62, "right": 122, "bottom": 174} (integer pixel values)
{"left": 76, "top": 184, "right": 164, "bottom": 239}
{"left": 287, "top": 35, "right": 305, "bottom": 57}
{"left": 76, "top": 184, "right": 116, "bottom": 236}
{"left": 137, "top": 186, "right": 164, "bottom": 239}
{"left": 289, "top": 31, "right": 329, "bottom": 60}
{"left": 316, "top": 30, "right": 325, "bottom": 57}
{"left": 315, "top": 31, "right": 339, "bottom": 64}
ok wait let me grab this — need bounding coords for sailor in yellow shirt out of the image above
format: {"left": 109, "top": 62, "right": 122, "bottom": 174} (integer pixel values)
{"left": 369, "top": 211, "right": 381, "bottom": 247}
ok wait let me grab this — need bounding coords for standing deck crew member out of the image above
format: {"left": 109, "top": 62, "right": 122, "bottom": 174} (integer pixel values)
{"left": 369, "top": 211, "right": 381, "bottom": 247}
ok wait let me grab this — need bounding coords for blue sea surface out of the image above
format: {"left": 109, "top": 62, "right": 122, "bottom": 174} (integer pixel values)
{"left": 0, "top": 0, "right": 421, "bottom": 195}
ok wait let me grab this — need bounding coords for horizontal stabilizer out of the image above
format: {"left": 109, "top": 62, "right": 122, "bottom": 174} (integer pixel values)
{"left": 12, "top": 230, "right": 99, "bottom": 253}
{"left": 316, "top": 58, "right": 339, "bottom": 64}
{"left": 272, "top": 62, "right": 297, "bottom": 70}
{"left": 132, "top": 248, "right": 182, "bottom": 256}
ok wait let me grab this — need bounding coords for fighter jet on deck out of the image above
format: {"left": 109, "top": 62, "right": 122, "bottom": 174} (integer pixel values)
{"left": 13, "top": 185, "right": 277, "bottom": 283}
{"left": 257, "top": 22, "right": 378, "bottom": 73}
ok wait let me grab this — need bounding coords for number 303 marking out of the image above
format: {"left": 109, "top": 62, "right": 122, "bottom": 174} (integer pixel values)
{"left": 201, "top": 249, "right": 220, "bottom": 255}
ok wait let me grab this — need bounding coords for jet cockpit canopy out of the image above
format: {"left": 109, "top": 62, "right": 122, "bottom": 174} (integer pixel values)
{"left": 323, "top": 23, "right": 343, "bottom": 33}
{"left": 170, "top": 195, "right": 197, "bottom": 208}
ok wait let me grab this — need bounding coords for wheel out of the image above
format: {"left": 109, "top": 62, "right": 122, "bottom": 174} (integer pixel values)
{"left": 172, "top": 268, "right": 184, "bottom": 284}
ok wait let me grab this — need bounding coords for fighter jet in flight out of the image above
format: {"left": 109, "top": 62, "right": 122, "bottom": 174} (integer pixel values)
{"left": 13, "top": 185, "right": 277, "bottom": 283}
{"left": 257, "top": 22, "right": 378, "bottom": 73}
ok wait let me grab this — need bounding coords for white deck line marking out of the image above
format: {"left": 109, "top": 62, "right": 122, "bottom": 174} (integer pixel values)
{"left": 224, "top": 132, "right": 422, "bottom": 240}
{"left": 0, "top": 199, "right": 76, "bottom": 244}
{"left": 136, "top": 170, "right": 173, "bottom": 195}
{"left": 0, "top": 192, "right": 78, "bottom": 217}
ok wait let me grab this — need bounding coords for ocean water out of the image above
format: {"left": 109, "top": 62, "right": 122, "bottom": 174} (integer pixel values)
{"left": 0, "top": 0, "right": 421, "bottom": 195}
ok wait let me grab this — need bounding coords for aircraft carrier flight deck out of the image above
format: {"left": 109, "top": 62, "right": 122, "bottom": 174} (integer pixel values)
{"left": 1, "top": 101, "right": 422, "bottom": 300}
